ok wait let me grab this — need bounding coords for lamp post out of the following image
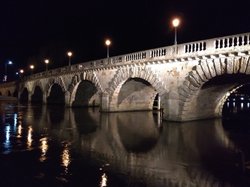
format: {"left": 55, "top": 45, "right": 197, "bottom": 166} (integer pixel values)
{"left": 19, "top": 69, "right": 24, "bottom": 79}
{"left": 67, "top": 51, "right": 73, "bottom": 67}
{"left": 172, "top": 17, "right": 180, "bottom": 53}
{"left": 30, "top": 65, "right": 34, "bottom": 75}
{"left": 44, "top": 59, "right": 49, "bottom": 72}
{"left": 105, "top": 39, "right": 111, "bottom": 58}
{"left": 4, "top": 61, "right": 13, "bottom": 82}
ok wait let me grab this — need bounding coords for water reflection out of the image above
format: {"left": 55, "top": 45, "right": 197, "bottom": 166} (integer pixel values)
{"left": 3, "top": 125, "right": 11, "bottom": 153}
{"left": 17, "top": 124, "right": 22, "bottom": 138}
{"left": 1, "top": 101, "right": 250, "bottom": 186}
{"left": 40, "top": 137, "right": 48, "bottom": 162}
{"left": 27, "top": 126, "right": 33, "bottom": 150}
{"left": 61, "top": 143, "right": 71, "bottom": 174}
{"left": 100, "top": 173, "right": 107, "bottom": 187}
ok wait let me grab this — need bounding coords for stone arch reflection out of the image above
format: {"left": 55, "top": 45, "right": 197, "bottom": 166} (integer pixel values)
{"left": 116, "top": 111, "right": 160, "bottom": 153}
{"left": 72, "top": 108, "right": 99, "bottom": 135}
{"left": 47, "top": 106, "right": 65, "bottom": 128}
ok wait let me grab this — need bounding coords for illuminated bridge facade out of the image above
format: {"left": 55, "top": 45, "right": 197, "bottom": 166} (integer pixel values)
{"left": 1, "top": 32, "right": 250, "bottom": 121}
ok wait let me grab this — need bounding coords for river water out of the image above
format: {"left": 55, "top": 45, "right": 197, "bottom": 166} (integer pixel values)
{"left": 1, "top": 100, "right": 250, "bottom": 187}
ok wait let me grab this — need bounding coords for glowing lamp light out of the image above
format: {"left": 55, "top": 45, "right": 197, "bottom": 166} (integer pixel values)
{"left": 172, "top": 18, "right": 180, "bottom": 28}
{"left": 105, "top": 39, "right": 111, "bottom": 58}
{"left": 30, "top": 65, "right": 34, "bottom": 69}
{"left": 44, "top": 59, "right": 49, "bottom": 64}
{"left": 105, "top": 39, "right": 111, "bottom": 46}
{"left": 67, "top": 51, "right": 73, "bottom": 57}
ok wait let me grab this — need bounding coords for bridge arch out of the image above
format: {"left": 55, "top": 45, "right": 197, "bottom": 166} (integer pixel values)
{"left": 31, "top": 81, "right": 44, "bottom": 96}
{"left": 45, "top": 77, "right": 67, "bottom": 105}
{"left": 69, "top": 72, "right": 103, "bottom": 107}
{"left": 178, "top": 55, "right": 250, "bottom": 121}
{"left": 31, "top": 86, "right": 43, "bottom": 104}
{"left": 19, "top": 87, "right": 29, "bottom": 103}
{"left": 30, "top": 81, "right": 44, "bottom": 104}
{"left": 108, "top": 66, "right": 165, "bottom": 111}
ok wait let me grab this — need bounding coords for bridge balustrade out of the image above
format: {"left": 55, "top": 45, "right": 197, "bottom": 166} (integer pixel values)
{"left": 184, "top": 42, "right": 206, "bottom": 53}
{"left": 214, "top": 34, "right": 250, "bottom": 49}
{"left": 11, "top": 32, "right": 250, "bottom": 82}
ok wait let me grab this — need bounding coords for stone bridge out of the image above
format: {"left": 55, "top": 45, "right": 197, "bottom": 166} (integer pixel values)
{"left": 1, "top": 32, "right": 250, "bottom": 121}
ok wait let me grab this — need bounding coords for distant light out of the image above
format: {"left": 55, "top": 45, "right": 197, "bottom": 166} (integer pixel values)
{"left": 19, "top": 69, "right": 24, "bottom": 74}
{"left": 172, "top": 18, "right": 180, "bottom": 28}
{"left": 67, "top": 51, "right": 73, "bottom": 57}
{"left": 8, "top": 61, "right": 13, "bottom": 65}
{"left": 241, "top": 97, "right": 244, "bottom": 100}
{"left": 16, "top": 72, "right": 19, "bottom": 75}
{"left": 30, "top": 65, "right": 34, "bottom": 69}
{"left": 105, "top": 39, "right": 111, "bottom": 46}
{"left": 44, "top": 59, "right": 49, "bottom": 64}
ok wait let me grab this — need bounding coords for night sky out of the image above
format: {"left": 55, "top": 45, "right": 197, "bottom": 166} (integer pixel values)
{"left": 1, "top": 0, "right": 250, "bottom": 78}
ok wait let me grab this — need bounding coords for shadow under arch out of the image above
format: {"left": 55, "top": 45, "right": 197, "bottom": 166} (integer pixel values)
{"left": 31, "top": 86, "right": 43, "bottom": 104}
{"left": 115, "top": 77, "right": 158, "bottom": 111}
{"left": 47, "top": 83, "right": 65, "bottom": 105}
{"left": 72, "top": 80, "right": 99, "bottom": 107}
{"left": 181, "top": 73, "right": 250, "bottom": 121}
{"left": 19, "top": 87, "right": 29, "bottom": 103}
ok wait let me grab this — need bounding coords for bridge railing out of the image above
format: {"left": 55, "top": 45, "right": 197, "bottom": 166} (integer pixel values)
{"left": 25, "top": 32, "right": 250, "bottom": 81}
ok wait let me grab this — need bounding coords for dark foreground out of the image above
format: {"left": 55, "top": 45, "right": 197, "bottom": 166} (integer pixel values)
{"left": 1, "top": 100, "right": 250, "bottom": 187}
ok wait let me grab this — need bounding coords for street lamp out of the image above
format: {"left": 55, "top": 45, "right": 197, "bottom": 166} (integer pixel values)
{"left": 172, "top": 17, "right": 180, "bottom": 53}
{"left": 44, "top": 59, "right": 49, "bottom": 72}
{"left": 67, "top": 51, "right": 73, "bottom": 66}
{"left": 105, "top": 39, "right": 111, "bottom": 58}
{"left": 18, "top": 69, "right": 24, "bottom": 79}
{"left": 30, "top": 65, "right": 34, "bottom": 75}
{"left": 4, "top": 61, "right": 13, "bottom": 82}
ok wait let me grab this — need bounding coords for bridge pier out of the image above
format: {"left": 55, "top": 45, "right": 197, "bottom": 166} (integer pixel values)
{"left": 100, "top": 92, "right": 109, "bottom": 112}
{"left": 43, "top": 93, "right": 47, "bottom": 105}
{"left": 65, "top": 91, "right": 71, "bottom": 107}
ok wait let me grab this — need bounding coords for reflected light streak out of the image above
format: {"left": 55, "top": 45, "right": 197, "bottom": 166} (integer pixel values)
{"left": 17, "top": 125, "right": 22, "bottom": 138}
{"left": 13, "top": 113, "right": 17, "bottom": 131}
{"left": 100, "top": 173, "right": 107, "bottom": 187}
{"left": 62, "top": 143, "right": 71, "bottom": 174}
{"left": 4, "top": 125, "right": 11, "bottom": 151}
{"left": 241, "top": 103, "right": 244, "bottom": 110}
{"left": 40, "top": 137, "right": 48, "bottom": 162}
{"left": 248, "top": 102, "right": 250, "bottom": 108}
{"left": 27, "top": 126, "right": 33, "bottom": 149}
